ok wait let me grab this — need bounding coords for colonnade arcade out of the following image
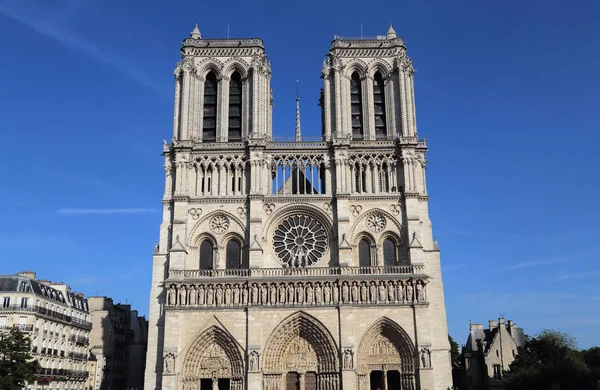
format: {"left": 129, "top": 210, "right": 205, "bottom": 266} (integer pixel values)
{"left": 177, "top": 314, "right": 416, "bottom": 390}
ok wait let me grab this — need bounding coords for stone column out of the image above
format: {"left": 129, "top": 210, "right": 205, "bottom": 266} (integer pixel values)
{"left": 180, "top": 66, "right": 191, "bottom": 140}
{"left": 365, "top": 74, "right": 375, "bottom": 140}
{"left": 323, "top": 74, "right": 332, "bottom": 139}
{"left": 220, "top": 76, "right": 230, "bottom": 142}
{"left": 399, "top": 71, "right": 409, "bottom": 138}
{"left": 172, "top": 69, "right": 182, "bottom": 140}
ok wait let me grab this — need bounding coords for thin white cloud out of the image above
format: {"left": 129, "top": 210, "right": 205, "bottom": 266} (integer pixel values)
{"left": 57, "top": 208, "right": 158, "bottom": 215}
{"left": 0, "top": 233, "right": 75, "bottom": 248}
{"left": 0, "top": 0, "right": 168, "bottom": 96}
{"left": 490, "top": 258, "right": 570, "bottom": 272}
{"left": 551, "top": 270, "right": 600, "bottom": 282}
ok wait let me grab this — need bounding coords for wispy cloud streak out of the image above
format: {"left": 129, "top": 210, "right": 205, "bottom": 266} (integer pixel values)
{"left": 57, "top": 208, "right": 158, "bottom": 215}
{"left": 551, "top": 270, "right": 600, "bottom": 281}
{"left": 0, "top": 0, "right": 168, "bottom": 96}
{"left": 490, "top": 258, "right": 571, "bottom": 272}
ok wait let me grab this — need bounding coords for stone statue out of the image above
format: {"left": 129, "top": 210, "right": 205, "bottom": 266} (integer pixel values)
{"left": 164, "top": 353, "right": 174, "bottom": 374}
{"left": 233, "top": 285, "right": 239, "bottom": 305}
{"left": 378, "top": 282, "right": 386, "bottom": 303}
{"left": 360, "top": 283, "right": 367, "bottom": 303}
{"left": 179, "top": 285, "right": 187, "bottom": 306}
{"left": 249, "top": 351, "right": 259, "bottom": 372}
{"left": 306, "top": 284, "right": 313, "bottom": 304}
{"left": 261, "top": 284, "right": 268, "bottom": 305}
{"left": 168, "top": 286, "right": 176, "bottom": 306}
{"left": 406, "top": 282, "right": 414, "bottom": 303}
{"left": 333, "top": 282, "right": 339, "bottom": 303}
{"left": 396, "top": 281, "right": 404, "bottom": 303}
{"left": 369, "top": 282, "right": 377, "bottom": 303}
{"left": 351, "top": 283, "right": 358, "bottom": 303}
{"left": 225, "top": 285, "right": 231, "bottom": 305}
{"left": 288, "top": 284, "right": 295, "bottom": 304}
{"left": 207, "top": 287, "right": 214, "bottom": 305}
{"left": 388, "top": 282, "right": 395, "bottom": 302}
{"left": 416, "top": 281, "right": 424, "bottom": 302}
{"left": 189, "top": 286, "right": 197, "bottom": 305}
{"left": 343, "top": 349, "right": 353, "bottom": 369}
{"left": 315, "top": 284, "right": 322, "bottom": 304}
{"left": 199, "top": 285, "right": 205, "bottom": 305}
{"left": 251, "top": 284, "right": 259, "bottom": 305}
{"left": 421, "top": 348, "right": 431, "bottom": 368}
{"left": 216, "top": 285, "right": 223, "bottom": 305}
{"left": 323, "top": 283, "right": 331, "bottom": 303}
{"left": 296, "top": 284, "right": 304, "bottom": 304}
{"left": 278, "top": 284, "right": 286, "bottom": 304}
{"left": 342, "top": 282, "right": 349, "bottom": 303}
{"left": 270, "top": 284, "right": 277, "bottom": 304}
{"left": 242, "top": 284, "right": 248, "bottom": 305}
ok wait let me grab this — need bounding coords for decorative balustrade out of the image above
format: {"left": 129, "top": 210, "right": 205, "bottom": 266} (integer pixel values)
{"left": 168, "top": 265, "right": 423, "bottom": 280}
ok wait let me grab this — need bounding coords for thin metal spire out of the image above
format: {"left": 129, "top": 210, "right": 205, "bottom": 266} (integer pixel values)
{"left": 295, "top": 80, "right": 301, "bottom": 142}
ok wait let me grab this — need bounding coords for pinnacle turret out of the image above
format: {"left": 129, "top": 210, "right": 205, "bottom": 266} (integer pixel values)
{"left": 386, "top": 23, "right": 397, "bottom": 39}
{"left": 190, "top": 24, "right": 201, "bottom": 39}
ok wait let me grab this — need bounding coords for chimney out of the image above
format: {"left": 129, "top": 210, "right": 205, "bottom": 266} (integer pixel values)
{"left": 470, "top": 323, "right": 483, "bottom": 331}
{"left": 18, "top": 271, "right": 36, "bottom": 280}
{"left": 508, "top": 320, "right": 517, "bottom": 335}
{"left": 498, "top": 317, "right": 506, "bottom": 325}
{"left": 489, "top": 320, "right": 498, "bottom": 330}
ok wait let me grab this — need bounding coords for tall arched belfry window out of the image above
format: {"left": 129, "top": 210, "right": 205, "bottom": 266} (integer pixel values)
{"left": 203, "top": 72, "right": 217, "bottom": 142}
{"left": 383, "top": 238, "right": 397, "bottom": 266}
{"left": 358, "top": 239, "right": 371, "bottom": 267}
{"left": 225, "top": 239, "right": 242, "bottom": 269}
{"left": 228, "top": 72, "right": 242, "bottom": 142}
{"left": 199, "top": 240, "right": 214, "bottom": 270}
{"left": 350, "top": 72, "right": 364, "bottom": 140}
{"left": 373, "top": 72, "right": 387, "bottom": 140}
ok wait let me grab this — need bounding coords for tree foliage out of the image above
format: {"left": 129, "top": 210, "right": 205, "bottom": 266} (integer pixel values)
{"left": 0, "top": 327, "right": 40, "bottom": 390}
{"left": 503, "top": 329, "right": 599, "bottom": 390}
{"left": 449, "top": 334, "right": 461, "bottom": 368}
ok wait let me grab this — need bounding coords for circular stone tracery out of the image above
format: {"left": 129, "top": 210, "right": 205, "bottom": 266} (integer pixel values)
{"left": 366, "top": 213, "right": 387, "bottom": 233}
{"left": 209, "top": 215, "right": 230, "bottom": 234}
{"left": 273, "top": 215, "right": 327, "bottom": 268}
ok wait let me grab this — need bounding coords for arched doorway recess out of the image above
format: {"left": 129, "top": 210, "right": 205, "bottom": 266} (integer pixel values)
{"left": 356, "top": 317, "right": 416, "bottom": 390}
{"left": 181, "top": 325, "right": 244, "bottom": 390}
{"left": 262, "top": 311, "right": 339, "bottom": 390}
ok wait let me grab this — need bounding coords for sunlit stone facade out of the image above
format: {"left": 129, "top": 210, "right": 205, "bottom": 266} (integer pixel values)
{"left": 145, "top": 24, "right": 452, "bottom": 390}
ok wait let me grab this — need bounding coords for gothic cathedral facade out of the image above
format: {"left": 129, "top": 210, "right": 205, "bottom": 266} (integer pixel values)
{"left": 145, "top": 24, "right": 452, "bottom": 390}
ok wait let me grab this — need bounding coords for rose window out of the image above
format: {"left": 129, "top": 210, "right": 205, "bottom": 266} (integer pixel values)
{"left": 273, "top": 215, "right": 327, "bottom": 268}
{"left": 366, "top": 213, "right": 386, "bottom": 233}
{"left": 209, "top": 215, "right": 230, "bottom": 234}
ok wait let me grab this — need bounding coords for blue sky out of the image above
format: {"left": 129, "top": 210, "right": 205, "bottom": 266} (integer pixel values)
{"left": 1, "top": 0, "right": 599, "bottom": 348}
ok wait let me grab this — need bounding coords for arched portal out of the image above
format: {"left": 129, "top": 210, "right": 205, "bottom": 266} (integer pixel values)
{"left": 181, "top": 326, "right": 244, "bottom": 390}
{"left": 262, "top": 311, "right": 339, "bottom": 390}
{"left": 356, "top": 317, "right": 416, "bottom": 390}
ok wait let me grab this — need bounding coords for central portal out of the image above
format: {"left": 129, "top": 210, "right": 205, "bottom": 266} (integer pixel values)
{"left": 262, "top": 312, "right": 340, "bottom": 390}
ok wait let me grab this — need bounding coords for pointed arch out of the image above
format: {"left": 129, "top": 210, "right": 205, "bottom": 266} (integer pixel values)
{"left": 356, "top": 317, "right": 416, "bottom": 375}
{"left": 262, "top": 311, "right": 339, "bottom": 375}
{"left": 181, "top": 324, "right": 244, "bottom": 383}
{"left": 197, "top": 59, "right": 223, "bottom": 80}
{"left": 221, "top": 58, "right": 250, "bottom": 80}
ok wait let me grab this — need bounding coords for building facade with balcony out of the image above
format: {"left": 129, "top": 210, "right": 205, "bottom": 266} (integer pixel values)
{"left": 88, "top": 297, "right": 148, "bottom": 390}
{"left": 0, "top": 271, "right": 92, "bottom": 389}
{"left": 144, "top": 23, "right": 452, "bottom": 390}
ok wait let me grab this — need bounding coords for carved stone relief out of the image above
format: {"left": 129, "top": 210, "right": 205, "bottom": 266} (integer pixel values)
{"left": 366, "top": 212, "right": 387, "bottom": 233}
{"left": 209, "top": 215, "right": 230, "bottom": 234}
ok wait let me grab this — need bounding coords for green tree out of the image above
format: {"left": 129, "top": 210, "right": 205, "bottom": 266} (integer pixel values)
{"left": 0, "top": 327, "right": 40, "bottom": 390}
{"left": 503, "top": 329, "right": 595, "bottom": 390}
{"left": 449, "top": 334, "right": 461, "bottom": 368}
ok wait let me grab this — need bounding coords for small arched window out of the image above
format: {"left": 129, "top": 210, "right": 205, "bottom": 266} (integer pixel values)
{"left": 358, "top": 239, "right": 371, "bottom": 267}
{"left": 203, "top": 72, "right": 217, "bottom": 142}
{"left": 379, "top": 163, "right": 389, "bottom": 193}
{"left": 199, "top": 240, "right": 214, "bottom": 270}
{"left": 350, "top": 72, "right": 364, "bottom": 140}
{"left": 373, "top": 72, "right": 387, "bottom": 140}
{"left": 383, "top": 238, "right": 397, "bottom": 266}
{"left": 228, "top": 72, "right": 242, "bottom": 142}
{"left": 225, "top": 239, "right": 242, "bottom": 269}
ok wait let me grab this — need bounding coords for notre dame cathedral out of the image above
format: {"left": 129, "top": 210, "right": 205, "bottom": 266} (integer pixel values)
{"left": 144, "top": 23, "right": 452, "bottom": 390}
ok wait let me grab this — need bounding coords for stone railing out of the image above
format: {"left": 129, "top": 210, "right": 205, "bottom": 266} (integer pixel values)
{"left": 165, "top": 276, "right": 428, "bottom": 310}
{"left": 168, "top": 265, "right": 424, "bottom": 281}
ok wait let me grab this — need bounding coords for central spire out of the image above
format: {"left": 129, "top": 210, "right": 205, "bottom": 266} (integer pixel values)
{"left": 295, "top": 80, "right": 301, "bottom": 142}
